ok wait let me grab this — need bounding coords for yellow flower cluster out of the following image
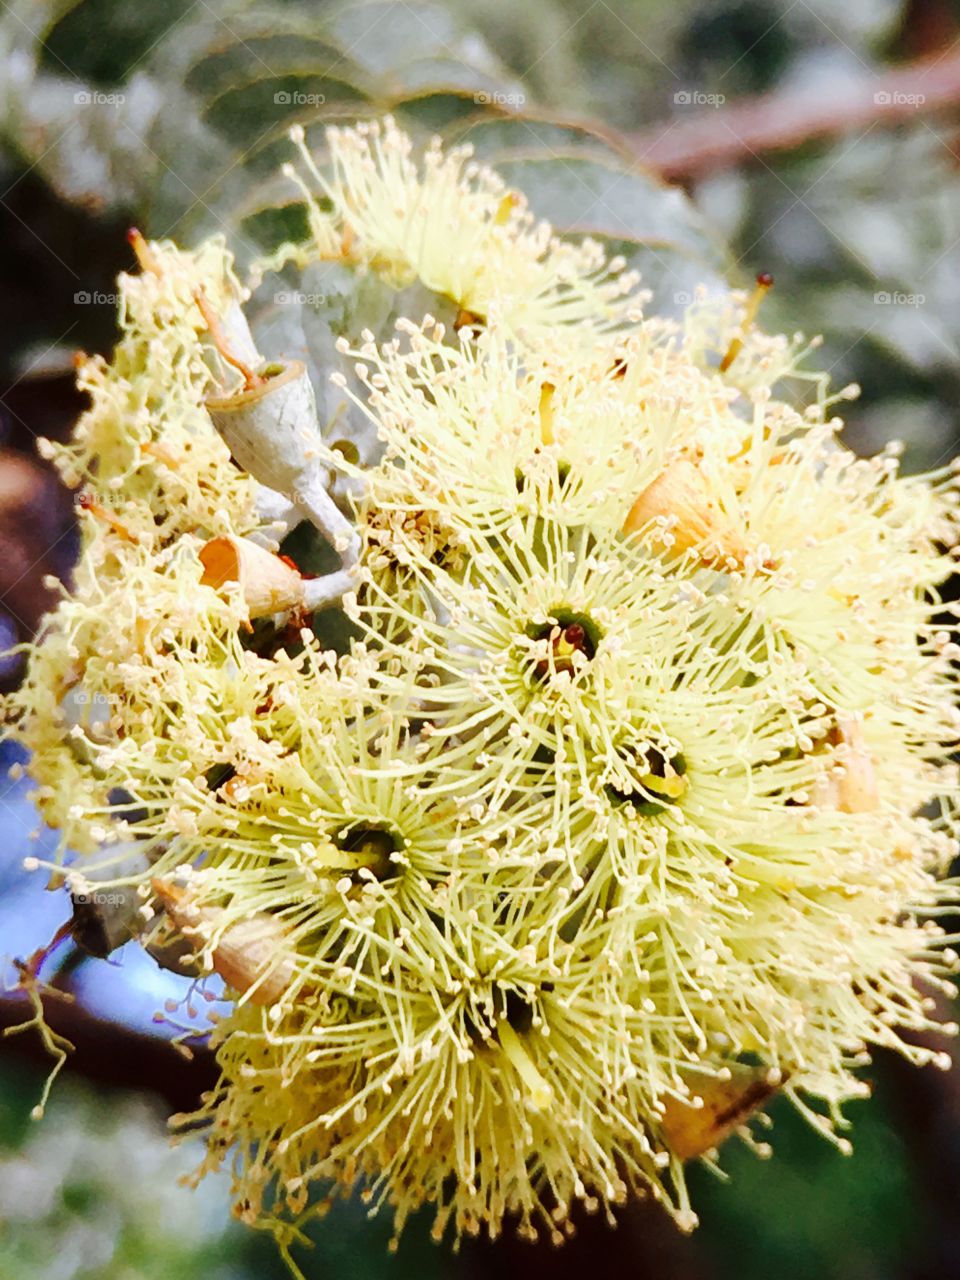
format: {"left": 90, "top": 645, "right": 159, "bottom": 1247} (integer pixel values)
{"left": 5, "top": 123, "right": 960, "bottom": 1268}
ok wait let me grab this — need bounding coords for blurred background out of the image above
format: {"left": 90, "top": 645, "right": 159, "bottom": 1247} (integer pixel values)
{"left": 2, "top": 0, "right": 960, "bottom": 1276}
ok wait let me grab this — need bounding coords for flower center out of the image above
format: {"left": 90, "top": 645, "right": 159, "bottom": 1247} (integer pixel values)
{"left": 525, "top": 608, "right": 601, "bottom": 682}
{"left": 335, "top": 823, "right": 401, "bottom": 880}
{"left": 606, "top": 744, "right": 688, "bottom": 814}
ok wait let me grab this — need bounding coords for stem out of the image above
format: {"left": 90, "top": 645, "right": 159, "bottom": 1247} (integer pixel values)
{"left": 296, "top": 469, "right": 361, "bottom": 565}
{"left": 630, "top": 51, "right": 960, "bottom": 180}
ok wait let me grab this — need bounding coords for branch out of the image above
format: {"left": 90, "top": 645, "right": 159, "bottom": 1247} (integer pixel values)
{"left": 630, "top": 51, "right": 960, "bottom": 181}
{"left": 0, "top": 992, "right": 216, "bottom": 1111}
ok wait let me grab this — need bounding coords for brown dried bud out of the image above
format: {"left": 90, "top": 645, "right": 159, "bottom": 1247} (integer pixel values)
{"left": 153, "top": 878, "right": 297, "bottom": 1006}
{"left": 199, "top": 535, "right": 306, "bottom": 618}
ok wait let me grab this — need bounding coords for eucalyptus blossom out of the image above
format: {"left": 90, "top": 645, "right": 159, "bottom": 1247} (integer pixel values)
{"left": 5, "top": 122, "right": 960, "bottom": 1272}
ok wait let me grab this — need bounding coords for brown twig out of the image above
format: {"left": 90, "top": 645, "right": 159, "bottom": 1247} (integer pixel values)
{"left": 126, "top": 227, "right": 161, "bottom": 275}
{"left": 77, "top": 490, "right": 139, "bottom": 542}
{"left": 0, "top": 991, "right": 217, "bottom": 1112}
{"left": 194, "top": 288, "right": 264, "bottom": 392}
{"left": 631, "top": 51, "right": 960, "bottom": 181}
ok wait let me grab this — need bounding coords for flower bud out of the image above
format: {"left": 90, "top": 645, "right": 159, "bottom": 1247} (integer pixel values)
{"left": 205, "top": 359, "right": 324, "bottom": 498}
{"left": 199, "top": 535, "right": 306, "bottom": 618}
{"left": 659, "top": 1065, "right": 783, "bottom": 1160}
{"left": 152, "top": 878, "right": 297, "bottom": 1006}
{"left": 624, "top": 458, "right": 747, "bottom": 566}
{"left": 812, "top": 718, "right": 879, "bottom": 814}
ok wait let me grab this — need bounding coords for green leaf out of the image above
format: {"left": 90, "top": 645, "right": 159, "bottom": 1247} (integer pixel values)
{"left": 450, "top": 116, "right": 730, "bottom": 307}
